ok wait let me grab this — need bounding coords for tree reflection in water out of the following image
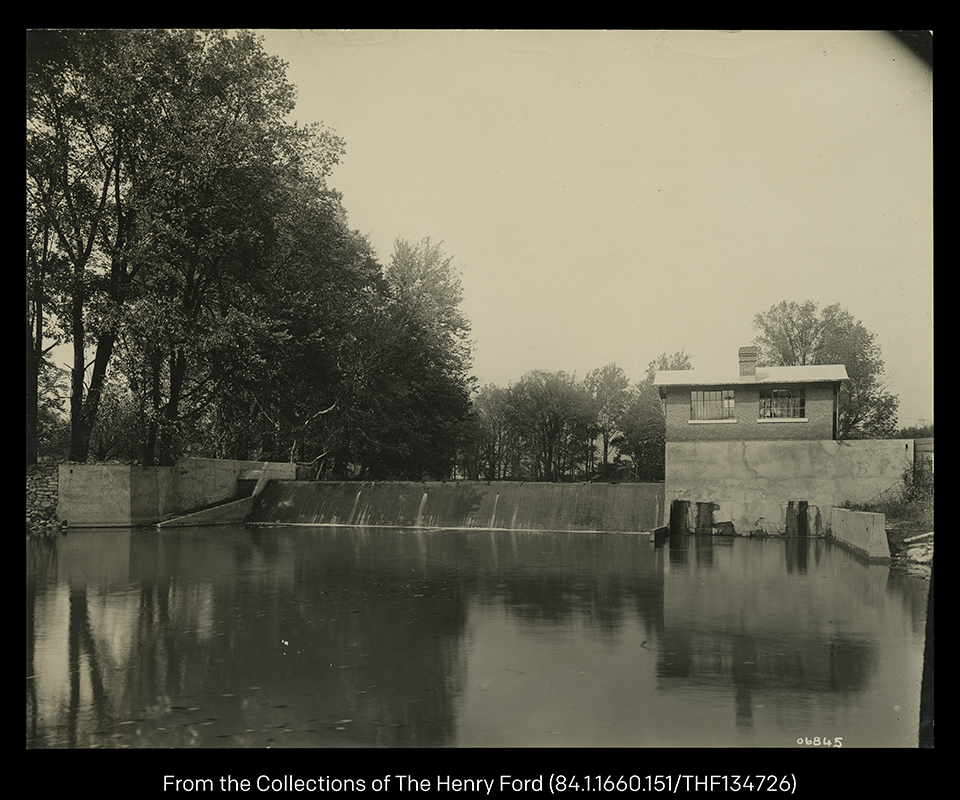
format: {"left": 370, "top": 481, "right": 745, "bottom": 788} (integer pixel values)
{"left": 27, "top": 527, "right": 928, "bottom": 748}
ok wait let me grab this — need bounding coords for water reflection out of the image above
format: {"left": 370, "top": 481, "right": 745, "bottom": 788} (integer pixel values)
{"left": 26, "top": 527, "right": 927, "bottom": 748}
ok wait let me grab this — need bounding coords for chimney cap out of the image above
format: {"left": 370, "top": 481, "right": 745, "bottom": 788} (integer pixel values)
{"left": 738, "top": 346, "right": 758, "bottom": 357}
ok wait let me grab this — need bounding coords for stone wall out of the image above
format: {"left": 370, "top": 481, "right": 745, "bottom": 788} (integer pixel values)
{"left": 26, "top": 462, "right": 60, "bottom": 531}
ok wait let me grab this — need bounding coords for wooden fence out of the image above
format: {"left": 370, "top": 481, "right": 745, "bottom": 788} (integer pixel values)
{"left": 915, "top": 438, "right": 934, "bottom": 473}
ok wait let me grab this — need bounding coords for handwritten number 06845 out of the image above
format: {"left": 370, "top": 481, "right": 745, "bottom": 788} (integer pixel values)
{"left": 797, "top": 736, "right": 843, "bottom": 747}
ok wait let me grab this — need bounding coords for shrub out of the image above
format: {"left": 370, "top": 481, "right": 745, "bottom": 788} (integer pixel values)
{"left": 846, "top": 465, "right": 933, "bottom": 528}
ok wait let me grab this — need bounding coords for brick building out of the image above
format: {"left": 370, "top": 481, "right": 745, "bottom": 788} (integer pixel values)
{"left": 651, "top": 347, "right": 912, "bottom": 537}
{"left": 653, "top": 346, "right": 848, "bottom": 442}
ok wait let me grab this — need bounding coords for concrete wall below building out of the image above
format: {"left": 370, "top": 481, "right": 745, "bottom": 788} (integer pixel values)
{"left": 665, "top": 439, "right": 913, "bottom": 536}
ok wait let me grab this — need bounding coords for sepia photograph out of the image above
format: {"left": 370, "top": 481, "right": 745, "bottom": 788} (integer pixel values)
{"left": 28, "top": 29, "right": 932, "bottom": 766}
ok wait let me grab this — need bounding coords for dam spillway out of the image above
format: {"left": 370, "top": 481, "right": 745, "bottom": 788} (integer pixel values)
{"left": 249, "top": 480, "right": 665, "bottom": 534}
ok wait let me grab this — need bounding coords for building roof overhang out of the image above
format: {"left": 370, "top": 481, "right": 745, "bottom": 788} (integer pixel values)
{"left": 653, "top": 364, "right": 848, "bottom": 392}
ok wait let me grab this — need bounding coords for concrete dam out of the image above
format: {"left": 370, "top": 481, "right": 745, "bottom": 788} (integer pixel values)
{"left": 248, "top": 480, "right": 666, "bottom": 534}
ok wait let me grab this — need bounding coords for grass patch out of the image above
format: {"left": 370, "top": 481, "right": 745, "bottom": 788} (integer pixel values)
{"left": 843, "top": 467, "right": 933, "bottom": 526}
{"left": 842, "top": 467, "right": 933, "bottom": 559}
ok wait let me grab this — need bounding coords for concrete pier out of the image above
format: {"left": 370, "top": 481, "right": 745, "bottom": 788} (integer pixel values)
{"left": 826, "top": 507, "right": 890, "bottom": 562}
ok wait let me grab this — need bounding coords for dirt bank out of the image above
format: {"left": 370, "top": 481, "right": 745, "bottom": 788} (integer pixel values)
{"left": 886, "top": 522, "right": 933, "bottom": 577}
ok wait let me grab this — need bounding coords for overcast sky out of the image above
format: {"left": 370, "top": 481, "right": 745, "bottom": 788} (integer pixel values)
{"left": 253, "top": 30, "right": 932, "bottom": 425}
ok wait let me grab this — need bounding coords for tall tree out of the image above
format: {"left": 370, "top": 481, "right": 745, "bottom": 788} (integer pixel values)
{"left": 350, "top": 238, "right": 473, "bottom": 479}
{"left": 119, "top": 32, "right": 345, "bottom": 465}
{"left": 752, "top": 301, "right": 899, "bottom": 438}
{"left": 466, "top": 384, "right": 513, "bottom": 480}
{"left": 28, "top": 30, "right": 347, "bottom": 464}
{"left": 28, "top": 30, "right": 134, "bottom": 462}
{"left": 506, "top": 370, "right": 593, "bottom": 482}
{"left": 616, "top": 351, "right": 692, "bottom": 481}
{"left": 178, "top": 181, "right": 382, "bottom": 469}
{"left": 298, "top": 237, "right": 475, "bottom": 480}
{"left": 584, "top": 363, "right": 631, "bottom": 478}
{"left": 385, "top": 237, "right": 472, "bottom": 375}
{"left": 26, "top": 187, "right": 67, "bottom": 464}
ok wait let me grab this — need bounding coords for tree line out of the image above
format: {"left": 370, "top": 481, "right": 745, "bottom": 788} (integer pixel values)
{"left": 28, "top": 32, "right": 919, "bottom": 482}
{"left": 454, "top": 298, "right": 918, "bottom": 482}
{"left": 27, "top": 30, "right": 471, "bottom": 478}
{"left": 454, "top": 355, "right": 690, "bottom": 483}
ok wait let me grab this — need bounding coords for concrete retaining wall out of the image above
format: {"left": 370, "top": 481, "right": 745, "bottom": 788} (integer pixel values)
{"left": 58, "top": 458, "right": 296, "bottom": 527}
{"left": 665, "top": 439, "right": 912, "bottom": 536}
{"left": 826, "top": 507, "right": 890, "bottom": 562}
{"left": 157, "top": 496, "right": 257, "bottom": 528}
{"left": 250, "top": 480, "right": 665, "bottom": 533}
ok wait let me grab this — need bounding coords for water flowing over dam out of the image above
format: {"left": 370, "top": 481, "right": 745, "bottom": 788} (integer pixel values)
{"left": 248, "top": 480, "right": 665, "bottom": 533}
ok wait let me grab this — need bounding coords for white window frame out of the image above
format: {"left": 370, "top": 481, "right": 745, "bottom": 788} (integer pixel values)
{"left": 689, "top": 389, "right": 736, "bottom": 422}
{"left": 758, "top": 387, "right": 807, "bottom": 421}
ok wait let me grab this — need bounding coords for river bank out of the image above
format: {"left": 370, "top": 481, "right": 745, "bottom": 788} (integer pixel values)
{"left": 874, "top": 470, "right": 934, "bottom": 577}
{"left": 886, "top": 522, "right": 934, "bottom": 577}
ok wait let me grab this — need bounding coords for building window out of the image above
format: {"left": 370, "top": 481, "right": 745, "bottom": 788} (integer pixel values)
{"left": 760, "top": 387, "right": 806, "bottom": 419}
{"left": 690, "top": 390, "right": 735, "bottom": 420}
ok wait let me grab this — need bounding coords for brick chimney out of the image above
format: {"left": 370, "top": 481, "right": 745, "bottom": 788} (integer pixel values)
{"left": 738, "top": 346, "right": 758, "bottom": 381}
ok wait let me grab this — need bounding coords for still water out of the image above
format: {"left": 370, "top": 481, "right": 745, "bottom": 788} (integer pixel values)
{"left": 26, "top": 525, "right": 928, "bottom": 748}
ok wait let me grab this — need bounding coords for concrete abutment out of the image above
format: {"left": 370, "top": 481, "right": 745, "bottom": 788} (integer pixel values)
{"left": 664, "top": 439, "right": 912, "bottom": 538}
